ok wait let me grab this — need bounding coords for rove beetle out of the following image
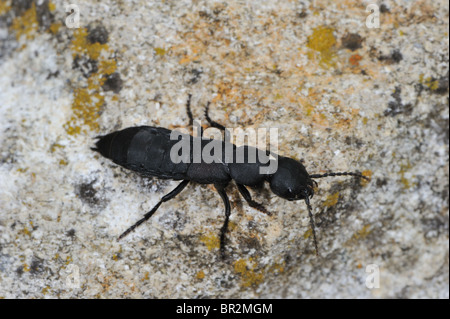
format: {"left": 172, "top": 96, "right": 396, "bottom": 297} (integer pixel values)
{"left": 92, "top": 95, "right": 369, "bottom": 258}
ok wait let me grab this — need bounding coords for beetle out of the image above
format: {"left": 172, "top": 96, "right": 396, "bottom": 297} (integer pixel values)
{"left": 92, "top": 94, "right": 369, "bottom": 258}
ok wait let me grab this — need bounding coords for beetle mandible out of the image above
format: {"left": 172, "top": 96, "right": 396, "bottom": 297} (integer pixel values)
{"left": 92, "top": 94, "right": 369, "bottom": 258}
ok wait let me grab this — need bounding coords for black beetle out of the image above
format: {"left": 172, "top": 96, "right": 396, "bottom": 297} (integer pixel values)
{"left": 92, "top": 95, "right": 369, "bottom": 258}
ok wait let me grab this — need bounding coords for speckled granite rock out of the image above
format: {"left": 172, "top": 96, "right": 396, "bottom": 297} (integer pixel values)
{"left": 0, "top": 0, "right": 448, "bottom": 298}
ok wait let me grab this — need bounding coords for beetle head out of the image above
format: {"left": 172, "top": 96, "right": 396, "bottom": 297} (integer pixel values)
{"left": 268, "top": 156, "right": 314, "bottom": 201}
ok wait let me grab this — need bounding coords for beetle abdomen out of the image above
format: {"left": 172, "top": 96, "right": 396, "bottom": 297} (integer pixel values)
{"left": 93, "top": 126, "right": 189, "bottom": 179}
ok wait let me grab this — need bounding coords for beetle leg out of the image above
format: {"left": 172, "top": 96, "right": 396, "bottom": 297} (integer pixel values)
{"left": 118, "top": 180, "right": 190, "bottom": 240}
{"left": 236, "top": 183, "right": 272, "bottom": 216}
{"left": 205, "top": 102, "right": 231, "bottom": 142}
{"left": 214, "top": 183, "right": 231, "bottom": 259}
{"left": 186, "top": 93, "right": 193, "bottom": 127}
{"left": 186, "top": 94, "right": 204, "bottom": 137}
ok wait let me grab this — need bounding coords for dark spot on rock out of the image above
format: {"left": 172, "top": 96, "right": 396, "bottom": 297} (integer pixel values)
{"left": 424, "top": 73, "right": 449, "bottom": 95}
{"left": 238, "top": 236, "right": 261, "bottom": 254}
{"left": 297, "top": 10, "right": 308, "bottom": 18}
{"left": 384, "top": 87, "right": 412, "bottom": 116}
{"left": 212, "top": 5, "right": 226, "bottom": 16}
{"left": 316, "top": 178, "right": 366, "bottom": 231}
{"left": 30, "top": 256, "right": 44, "bottom": 275}
{"left": 35, "top": 0, "right": 54, "bottom": 30}
{"left": 198, "top": 11, "right": 210, "bottom": 19}
{"left": 176, "top": 234, "right": 197, "bottom": 250}
{"left": 188, "top": 68, "right": 203, "bottom": 85}
{"left": 442, "top": 190, "right": 449, "bottom": 207}
{"left": 380, "top": 4, "right": 390, "bottom": 13}
{"left": 16, "top": 266, "right": 24, "bottom": 276}
{"left": 376, "top": 178, "right": 388, "bottom": 187}
{"left": 66, "top": 229, "right": 76, "bottom": 237}
{"left": 217, "top": 274, "right": 234, "bottom": 289}
{"left": 344, "top": 136, "right": 364, "bottom": 148}
{"left": 73, "top": 55, "right": 98, "bottom": 78}
{"left": 76, "top": 180, "right": 99, "bottom": 207}
{"left": 284, "top": 253, "right": 292, "bottom": 266}
{"left": 434, "top": 74, "right": 449, "bottom": 95}
{"left": 316, "top": 203, "right": 339, "bottom": 230}
{"left": 102, "top": 72, "right": 123, "bottom": 93}
{"left": 421, "top": 215, "right": 449, "bottom": 239}
{"left": 390, "top": 50, "right": 403, "bottom": 63}
{"left": 378, "top": 49, "right": 403, "bottom": 64}
{"left": 11, "top": 0, "right": 54, "bottom": 30}
{"left": 341, "top": 33, "right": 363, "bottom": 51}
{"left": 46, "top": 70, "right": 59, "bottom": 79}
{"left": 11, "top": 0, "right": 33, "bottom": 16}
{"left": 422, "top": 101, "right": 449, "bottom": 144}
{"left": 87, "top": 24, "right": 109, "bottom": 45}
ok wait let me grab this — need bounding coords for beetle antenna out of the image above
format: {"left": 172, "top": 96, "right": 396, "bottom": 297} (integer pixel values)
{"left": 310, "top": 171, "right": 369, "bottom": 181}
{"left": 304, "top": 191, "right": 319, "bottom": 256}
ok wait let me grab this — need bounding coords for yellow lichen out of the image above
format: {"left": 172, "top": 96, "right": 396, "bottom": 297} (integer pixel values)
{"left": 274, "top": 93, "right": 283, "bottom": 100}
{"left": 233, "top": 258, "right": 264, "bottom": 288}
{"left": 64, "top": 87, "right": 104, "bottom": 134}
{"left": 50, "top": 143, "right": 65, "bottom": 153}
{"left": 267, "top": 261, "right": 285, "bottom": 275}
{"left": 21, "top": 227, "right": 31, "bottom": 237}
{"left": 419, "top": 74, "right": 441, "bottom": 91}
{"left": 71, "top": 28, "right": 110, "bottom": 60}
{"left": 0, "top": 0, "right": 11, "bottom": 15}
{"left": 307, "top": 26, "right": 336, "bottom": 67}
{"left": 99, "top": 60, "right": 117, "bottom": 75}
{"left": 361, "top": 170, "right": 372, "bottom": 186}
{"left": 424, "top": 77, "right": 440, "bottom": 91}
{"left": 154, "top": 47, "right": 166, "bottom": 56}
{"left": 304, "top": 103, "right": 314, "bottom": 116}
{"left": 66, "top": 27, "right": 119, "bottom": 135}
{"left": 323, "top": 192, "right": 339, "bottom": 207}
{"left": 228, "top": 221, "right": 238, "bottom": 232}
{"left": 199, "top": 232, "right": 220, "bottom": 251}
{"left": 303, "top": 228, "right": 312, "bottom": 239}
{"left": 351, "top": 224, "right": 372, "bottom": 241}
{"left": 196, "top": 270, "right": 205, "bottom": 280}
{"left": 399, "top": 162, "right": 415, "bottom": 190}
{"left": 10, "top": 2, "right": 38, "bottom": 40}
{"left": 49, "top": 22, "right": 62, "bottom": 34}
{"left": 48, "top": 1, "right": 56, "bottom": 12}
{"left": 42, "top": 286, "right": 50, "bottom": 295}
